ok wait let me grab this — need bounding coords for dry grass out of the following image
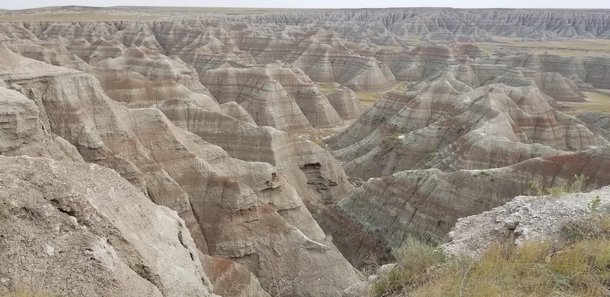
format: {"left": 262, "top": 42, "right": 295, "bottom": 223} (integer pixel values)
{"left": 372, "top": 225, "right": 610, "bottom": 297}
{"left": 394, "top": 82, "right": 411, "bottom": 91}
{"left": 410, "top": 238, "right": 610, "bottom": 297}
{"left": 0, "top": 13, "right": 160, "bottom": 21}
{"left": 525, "top": 174, "right": 589, "bottom": 197}
{"left": 376, "top": 45, "right": 404, "bottom": 51}
{"left": 355, "top": 92, "right": 386, "bottom": 107}
{"left": 1, "top": 289, "right": 52, "bottom": 297}
{"left": 316, "top": 83, "right": 336, "bottom": 96}
{"left": 400, "top": 36, "right": 422, "bottom": 45}
{"left": 370, "top": 237, "right": 446, "bottom": 296}
{"left": 476, "top": 43, "right": 496, "bottom": 56}
{"left": 477, "top": 37, "right": 610, "bottom": 58}
{"left": 296, "top": 121, "right": 354, "bottom": 148}
{"left": 562, "top": 92, "right": 610, "bottom": 115}
{"left": 113, "top": 6, "right": 330, "bottom": 14}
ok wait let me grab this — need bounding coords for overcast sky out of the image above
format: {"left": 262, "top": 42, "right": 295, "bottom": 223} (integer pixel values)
{"left": 2, "top": 0, "right": 610, "bottom": 10}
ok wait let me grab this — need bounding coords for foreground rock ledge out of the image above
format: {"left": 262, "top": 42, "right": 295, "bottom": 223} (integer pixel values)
{"left": 0, "top": 156, "right": 216, "bottom": 297}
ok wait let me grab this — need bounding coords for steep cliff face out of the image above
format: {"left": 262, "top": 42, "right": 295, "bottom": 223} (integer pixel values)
{"left": 0, "top": 46, "right": 359, "bottom": 297}
{"left": 0, "top": 86, "right": 82, "bottom": 162}
{"left": 0, "top": 156, "right": 216, "bottom": 297}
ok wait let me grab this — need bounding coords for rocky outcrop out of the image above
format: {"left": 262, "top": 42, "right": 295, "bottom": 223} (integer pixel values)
{"left": 443, "top": 186, "right": 610, "bottom": 257}
{"left": 0, "top": 156, "right": 215, "bottom": 297}
{"left": 284, "top": 36, "right": 397, "bottom": 92}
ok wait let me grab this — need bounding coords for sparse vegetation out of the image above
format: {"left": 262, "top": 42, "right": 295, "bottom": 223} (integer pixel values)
{"left": 476, "top": 37, "right": 610, "bottom": 58}
{"left": 525, "top": 174, "right": 589, "bottom": 197}
{"left": 316, "top": 83, "right": 336, "bottom": 96}
{"left": 386, "top": 133, "right": 403, "bottom": 141}
{"left": 563, "top": 92, "right": 610, "bottom": 115}
{"left": 394, "top": 82, "right": 411, "bottom": 92}
{"left": 370, "top": 237, "right": 445, "bottom": 297}
{"left": 1, "top": 288, "right": 53, "bottom": 297}
{"left": 371, "top": 213, "right": 610, "bottom": 297}
{"left": 355, "top": 92, "right": 385, "bottom": 107}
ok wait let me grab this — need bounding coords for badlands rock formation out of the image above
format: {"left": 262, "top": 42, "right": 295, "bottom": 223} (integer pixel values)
{"left": 577, "top": 111, "right": 610, "bottom": 141}
{"left": 200, "top": 62, "right": 343, "bottom": 130}
{"left": 327, "top": 80, "right": 603, "bottom": 180}
{"left": 327, "top": 87, "right": 365, "bottom": 120}
{"left": 0, "top": 156, "right": 215, "bottom": 297}
{"left": 318, "top": 147, "right": 610, "bottom": 267}
{"left": 2, "top": 6, "right": 610, "bottom": 296}
{"left": 0, "top": 45, "right": 359, "bottom": 296}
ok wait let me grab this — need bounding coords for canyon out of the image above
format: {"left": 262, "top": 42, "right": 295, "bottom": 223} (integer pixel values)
{"left": 1, "top": 6, "right": 610, "bottom": 297}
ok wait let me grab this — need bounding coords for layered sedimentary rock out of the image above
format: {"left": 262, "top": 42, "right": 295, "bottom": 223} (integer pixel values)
{"left": 200, "top": 63, "right": 345, "bottom": 130}
{"left": 200, "top": 65, "right": 313, "bottom": 131}
{"left": 577, "top": 111, "right": 610, "bottom": 142}
{"left": 66, "top": 38, "right": 127, "bottom": 64}
{"left": 200, "top": 253, "right": 270, "bottom": 297}
{"left": 91, "top": 67, "right": 219, "bottom": 109}
{"left": 318, "top": 147, "right": 610, "bottom": 267}
{"left": 158, "top": 99, "right": 353, "bottom": 210}
{"left": 3, "top": 7, "right": 610, "bottom": 296}
{"left": 0, "top": 46, "right": 359, "bottom": 297}
{"left": 327, "top": 79, "right": 602, "bottom": 180}
{"left": 284, "top": 36, "right": 397, "bottom": 92}
{"left": 484, "top": 53, "right": 610, "bottom": 90}
{"left": 5, "top": 39, "right": 89, "bottom": 70}
{"left": 0, "top": 86, "right": 82, "bottom": 162}
{"left": 96, "top": 45, "right": 209, "bottom": 94}
{"left": 374, "top": 43, "right": 589, "bottom": 102}
{"left": 0, "top": 156, "right": 215, "bottom": 297}
{"left": 327, "top": 87, "right": 365, "bottom": 120}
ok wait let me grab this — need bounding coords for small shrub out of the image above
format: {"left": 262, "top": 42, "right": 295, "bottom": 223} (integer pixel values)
{"left": 589, "top": 196, "right": 602, "bottom": 213}
{"left": 370, "top": 237, "right": 445, "bottom": 297}
{"left": 525, "top": 174, "right": 590, "bottom": 198}
{"left": 569, "top": 174, "right": 589, "bottom": 193}
{"left": 525, "top": 178, "right": 546, "bottom": 196}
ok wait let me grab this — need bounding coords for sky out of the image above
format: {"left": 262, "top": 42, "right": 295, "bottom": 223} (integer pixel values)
{"left": 2, "top": 0, "right": 610, "bottom": 10}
